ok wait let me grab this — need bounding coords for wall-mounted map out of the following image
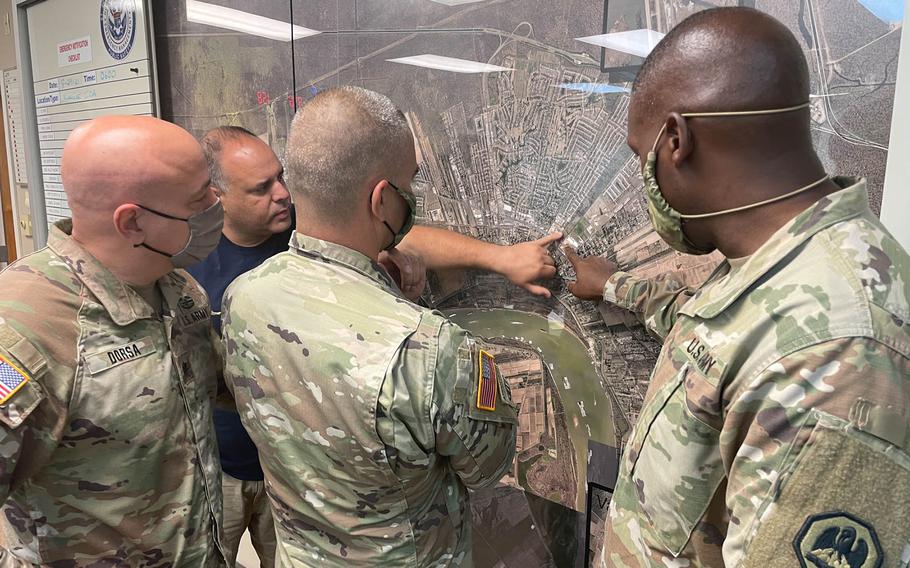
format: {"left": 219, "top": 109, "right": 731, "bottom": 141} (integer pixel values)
{"left": 155, "top": 0, "right": 903, "bottom": 564}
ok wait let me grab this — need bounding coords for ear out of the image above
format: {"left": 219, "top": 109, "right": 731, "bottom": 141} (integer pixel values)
{"left": 211, "top": 184, "right": 223, "bottom": 199}
{"left": 665, "top": 112, "right": 694, "bottom": 167}
{"left": 112, "top": 204, "right": 145, "bottom": 245}
{"left": 368, "top": 180, "right": 388, "bottom": 219}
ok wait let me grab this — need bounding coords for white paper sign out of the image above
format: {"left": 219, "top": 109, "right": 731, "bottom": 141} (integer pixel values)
{"left": 57, "top": 36, "right": 92, "bottom": 67}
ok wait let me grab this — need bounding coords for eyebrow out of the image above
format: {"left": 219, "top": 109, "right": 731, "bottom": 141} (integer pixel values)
{"left": 254, "top": 167, "right": 285, "bottom": 191}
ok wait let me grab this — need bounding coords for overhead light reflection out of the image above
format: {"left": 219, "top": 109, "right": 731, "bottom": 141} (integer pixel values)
{"left": 576, "top": 29, "right": 665, "bottom": 58}
{"left": 387, "top": 54, "right": 511, "bottom": 74}
{"left": 186, "top": 0, "right": 320, "bottom": 42}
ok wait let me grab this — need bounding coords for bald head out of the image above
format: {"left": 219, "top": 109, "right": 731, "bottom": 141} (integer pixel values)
{"left": 286, "top": 86, "right": 414, "bottom": 223}
{"left": 625, "top": 7, "right": 836, "bottom": 259}
{"left": 62, "top": 116, "right": 207, "bottom": 221}
{"left": 631, "top": 7, "right": 809, "bottom": 123}
{"left": 59, "top": 116, "right": 216, "bottom": 284}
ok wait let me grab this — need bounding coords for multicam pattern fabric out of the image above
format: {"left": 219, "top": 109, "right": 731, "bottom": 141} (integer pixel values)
{"left": 222, "top": 232, "right": 517, "bottom": 567}
{"left": 600, "top": 178, "right": 910, "bottom": 566}
{"left": 0, "top": 220, "right": 225, "bottom": 567}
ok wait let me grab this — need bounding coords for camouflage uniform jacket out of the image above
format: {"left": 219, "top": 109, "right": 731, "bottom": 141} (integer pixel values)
{"left": 0, "top": 221, "right": 225, "bottom": 567}
{"left": 222, "top": 232, "right": 517, "bottom": 567}
{"left": 600, "top": 178, "right": 910, "bottom": 567}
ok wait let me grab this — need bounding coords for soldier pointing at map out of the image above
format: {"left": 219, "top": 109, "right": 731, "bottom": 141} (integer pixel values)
{"left": 221, "top": 86, "right": 517, "bottom": 567}
{"left": 565, "top": 7, "right": 910, "bottom": 567}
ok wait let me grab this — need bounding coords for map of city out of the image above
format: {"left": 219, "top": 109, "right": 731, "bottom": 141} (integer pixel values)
{"left": 156, "top": 0, "right": 903, "bottom": 564}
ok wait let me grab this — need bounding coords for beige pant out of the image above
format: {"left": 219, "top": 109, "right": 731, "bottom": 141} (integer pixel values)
{"left": 221, "top": 474, "right": 277, "bottom": 568}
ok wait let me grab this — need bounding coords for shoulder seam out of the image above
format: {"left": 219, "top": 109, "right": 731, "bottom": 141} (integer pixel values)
{"left": 740, "top": 331, "right": 905, "bottom": 394}
{"left": 815, "top": 230, "right": 875, "bottom": 329}
{"left": 422, "top": 312, "right": 446, "bottom": 445}
{"left": 69, "top": 281, "right": 89, "bottom": 410}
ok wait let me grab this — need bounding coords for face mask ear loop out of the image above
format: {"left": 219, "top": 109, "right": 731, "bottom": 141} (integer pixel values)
{"left": 664, "top": 101, "right": 823, "bottom": 220}
{"left": 679, "top": 174, "right": 830, "bottom": 219}
{"left": 648, "top": 122, "right": 668, "bottom": 160}
{"left": 679, "top": 101, "right": 811, "bottom": 119}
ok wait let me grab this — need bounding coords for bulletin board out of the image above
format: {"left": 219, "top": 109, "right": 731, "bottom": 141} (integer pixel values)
{"left": 15, "top": 0, "right": 158, "bottom": 245}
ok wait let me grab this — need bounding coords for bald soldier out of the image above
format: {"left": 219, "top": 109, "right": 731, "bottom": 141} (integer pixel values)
{"left": 222, "top": 87, "right": 517, "bottom": 566}
{"left": 566, "top": 7, "right": 910, "bottom": 567}
{"left": 0, "top": 116, "right": 226, "bottom": 565}
{"left": 191, "top": 125, "right": 558, "bottom": 567}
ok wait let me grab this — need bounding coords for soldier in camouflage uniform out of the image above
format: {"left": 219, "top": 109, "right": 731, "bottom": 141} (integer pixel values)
{"left": 222, "top": 87, "right": 518, "bottom": 567}
{"left": 0, "top": 116, "right": 227, "bottom": 566}
{"left": 566, "top": 8, "right": 910, "bottom": 567}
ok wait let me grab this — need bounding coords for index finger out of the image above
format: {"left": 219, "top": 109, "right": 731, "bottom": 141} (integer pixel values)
{"left": 535, "top": 232, "right": 563, "bottom": 247}
{"left": 561, "top": 245, "right": 581, "bottom": 265}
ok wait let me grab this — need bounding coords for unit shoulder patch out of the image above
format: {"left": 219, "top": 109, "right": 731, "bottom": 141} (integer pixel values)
{"left": 793, "top": 511, "right": 883, "bottom": 568}
{"left": 0, "top": 353, "right": 30, "bottom": 405}
{"left": 476, "top": 349, "right": 497, "bottom": 412}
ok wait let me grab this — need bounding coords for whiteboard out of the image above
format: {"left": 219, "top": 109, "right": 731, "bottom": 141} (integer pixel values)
{"left": 17, "top": 0, "right": 157, "bottom": 236}
{"left": 3, "top": 69, "right": 28, "bottom": 185}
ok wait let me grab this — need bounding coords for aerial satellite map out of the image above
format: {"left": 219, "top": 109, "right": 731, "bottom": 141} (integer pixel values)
{"left": 155, "top": 0, "right": 903, "bottom": 564}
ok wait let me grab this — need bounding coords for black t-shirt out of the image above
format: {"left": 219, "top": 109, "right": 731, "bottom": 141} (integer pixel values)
{"left": 187, "top": 220, "right": 293, "bottom": 481}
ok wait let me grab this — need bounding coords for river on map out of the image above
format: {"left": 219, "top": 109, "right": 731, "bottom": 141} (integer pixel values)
{"left": 446, "top": 308, "right": 615, "bottom": 510}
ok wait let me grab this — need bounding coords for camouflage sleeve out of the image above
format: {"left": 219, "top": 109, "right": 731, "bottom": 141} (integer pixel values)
{"left": 431, "top": 321, "right": 518, "bottom": 490}
{"left": 209, "top": 326, "right": 235, "bottom": 411}
{"left": 722, "top": 336, "right": 910, "bottom": 567}
{"left": 0, "top": 326, "right": 69, "bottom": 565}
{"left": 602, "top": 271, "right": 696, "bottom": 340}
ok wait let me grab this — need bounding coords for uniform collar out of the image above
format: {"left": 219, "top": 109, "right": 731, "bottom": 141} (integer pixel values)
{"left": 679, "top": 177, "right": 869, "bottom": 319}
{"left": 48, "top": 219, "right": 195, "bottom": 326}
{"left": 288, "top": 231, "right": 400, "bottom": 294}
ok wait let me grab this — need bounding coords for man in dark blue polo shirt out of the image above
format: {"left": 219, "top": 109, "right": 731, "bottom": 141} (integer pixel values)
{"left": 191, "top": 125, "right": 562, "bottom": 567}
{"left": 188, "top": 126, "right": 290, "bottom": 568}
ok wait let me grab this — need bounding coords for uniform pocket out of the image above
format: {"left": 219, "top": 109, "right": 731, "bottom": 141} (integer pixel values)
{"left": 742, "top": 410, "right": 910, "bottom": 568}
{"left": 627, "top": 363, "right": 725, "bottom": 555}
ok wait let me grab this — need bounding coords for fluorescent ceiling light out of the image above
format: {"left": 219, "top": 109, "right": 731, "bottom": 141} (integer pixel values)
{"left": 387, "top": 54, "right": 511, "bottom": 74}
{"left": 186, "top": 0, "right": 320, "bottom": 42}
{"left": 558, "top": 83, "right": 630, "bottom": 94}
{"left": 576, "top": 29, "right": 665, "bottom": 58}
{"left": 428, "top": 0, "right": 488, "bottom": 4}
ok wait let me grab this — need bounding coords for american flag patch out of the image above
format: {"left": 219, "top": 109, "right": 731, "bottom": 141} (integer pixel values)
{"left": 0, "top": 354, "right": 29, "bottom": 405}
{"left": 476, "top": 350, "right": 497, "bottom": 412}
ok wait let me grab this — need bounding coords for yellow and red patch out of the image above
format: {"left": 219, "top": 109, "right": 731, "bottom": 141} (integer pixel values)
{"left": 0, "top": 353, "right": 29, "bottom": 405}
{"left": 476, "top": 350, "right": 497, "bottom": 411}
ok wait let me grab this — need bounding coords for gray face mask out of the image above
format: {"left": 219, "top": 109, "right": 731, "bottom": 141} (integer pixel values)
{"left": 134, "top": 199, "right": 224, "bottom": 268}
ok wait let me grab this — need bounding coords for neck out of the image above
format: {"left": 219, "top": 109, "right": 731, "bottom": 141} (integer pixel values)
{"left": 222, "top": 219, "right": 269, "bottom": 247}
{"left": 295, "top": 213, "right": 380, "bottom": 261}
{"left": 73, "top": 234, "right": 167, "bottom": 287}
{"left": 702, "top": 173, "right": 841, "bottom": 259}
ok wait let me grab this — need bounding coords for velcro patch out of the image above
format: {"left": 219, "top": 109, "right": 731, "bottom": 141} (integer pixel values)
{"left": 85, "top": 337, "right": 157, "bottom": 375}
{"left": 0, "top": 353, "right": 30, "bottom": 404}
{"left": 476, "top": 349, "right": 497, "bottom": 411}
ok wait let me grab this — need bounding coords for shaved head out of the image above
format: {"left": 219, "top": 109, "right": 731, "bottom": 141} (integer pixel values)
{"left": 625, "top": 7, "right": 837, "bottom": 259}
{"left": 63, "top": 115, "right": 207, "bottom": 222}
{"left": 286, "top": 86, "right": 414, "bottom": 223}
{"left": 631, "top": 7, "right": 810, "bottom": 125}
{"left": 60, "top": 116, "right": 215, "bottom": 284}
